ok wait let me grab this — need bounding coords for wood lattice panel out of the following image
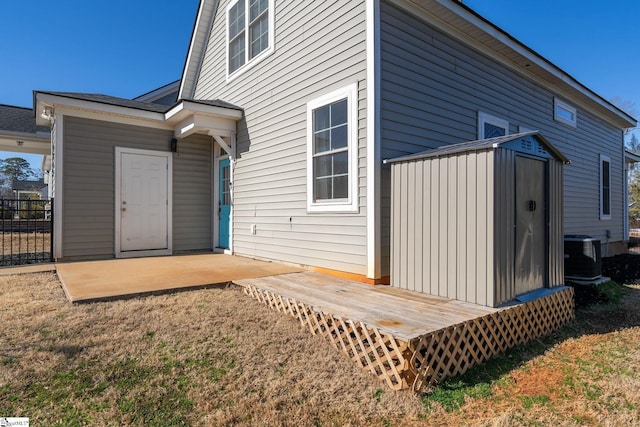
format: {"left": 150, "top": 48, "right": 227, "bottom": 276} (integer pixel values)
{"left": 241, "top": 282, "right": 574, "bottom": 393}
{"left": 242, "top": 284, "right": 412, "bottom": 390}
{"left": 409, "top": 287, "right": 575, "bottom": 390}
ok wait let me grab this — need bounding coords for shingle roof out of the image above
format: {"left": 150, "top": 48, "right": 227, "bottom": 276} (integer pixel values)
{"left": 37, "top": 91, "right": 169, "bottom": 113}
{"left": 37, "top": 91, "right": 243, "bottom": 114}
{"left": 0, "top": 104, "right": 48, "bottom": 134}
{"left": 12, "top": 179, "right": 46, "bottom": 191}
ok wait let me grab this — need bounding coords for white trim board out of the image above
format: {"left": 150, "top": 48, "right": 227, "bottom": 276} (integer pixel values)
{"left": 366, "top": 0, "right": 382, "bottom": 279}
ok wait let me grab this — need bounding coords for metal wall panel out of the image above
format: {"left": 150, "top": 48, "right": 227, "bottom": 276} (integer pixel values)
{"left": 390, "top": 150, "right": 496, "bottom": 306}
{"left": 548, "top": 160, "right": 565, "bottom": 285}
{"left": 390, "top": 146, "right": 566, "bottom": 307}
{"left": 493, "top": 149, "right": 515, "bottom": 305}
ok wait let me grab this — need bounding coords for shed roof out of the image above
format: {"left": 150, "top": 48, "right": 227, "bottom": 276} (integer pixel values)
{"left": 385, "top": 131, "right": 570, "bottom": 164}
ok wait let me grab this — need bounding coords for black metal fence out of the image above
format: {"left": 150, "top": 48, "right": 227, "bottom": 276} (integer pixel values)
{"left": 0, "top": 198, "right": 53, "bottom": 266}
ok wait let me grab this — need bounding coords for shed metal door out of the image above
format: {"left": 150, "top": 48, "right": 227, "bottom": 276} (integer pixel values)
{"left": 515, "top": 156, "right": 546, "bottom": 295}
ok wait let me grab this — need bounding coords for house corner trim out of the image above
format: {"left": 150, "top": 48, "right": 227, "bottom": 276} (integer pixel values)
{"left": 366, "top": 0, "right": 381, "bottom": 279}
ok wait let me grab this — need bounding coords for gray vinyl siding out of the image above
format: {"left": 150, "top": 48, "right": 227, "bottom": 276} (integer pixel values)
{"left": 194, "top": 0, "right": 369, "bottom": 274}
{"left": 62, "top": 116, "right": 212, "bottom": 260}
{"left": 380, "top": 0, "right": 625, "bottom": 271}
{"left": 172, "top": 133, "right": 213, "bottom": 252}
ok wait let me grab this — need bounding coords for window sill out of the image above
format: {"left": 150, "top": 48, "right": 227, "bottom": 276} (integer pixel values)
{"left": 226, "top": 47, "right": 274, "bottom": 83}
{"left": 307, "top": 200, "right": 359, "bottom": 214}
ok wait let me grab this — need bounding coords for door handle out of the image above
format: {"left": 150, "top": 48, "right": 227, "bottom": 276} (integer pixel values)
{"left": 528, "top": 200, "right": 536, "bottom": 211}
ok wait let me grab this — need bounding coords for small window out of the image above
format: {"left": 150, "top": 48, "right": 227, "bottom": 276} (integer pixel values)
{"left": 478, "top": 112, "right": 509, "bottom": 139}
{"left": 600, "top": 154, "right": 611, "bottom": 220}
{"left": 554, "top": 98, "right": 577, "bottom": 128}
{"left": 306, "top": 84, "right": 359, "bottom": 213}
{"left": 226, "top": 0, "right": 274, "bottom": 79}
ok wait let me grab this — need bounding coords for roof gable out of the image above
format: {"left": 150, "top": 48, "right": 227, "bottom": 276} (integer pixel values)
{"left": 179, "top": 0, "right": 220, "bottom": 100}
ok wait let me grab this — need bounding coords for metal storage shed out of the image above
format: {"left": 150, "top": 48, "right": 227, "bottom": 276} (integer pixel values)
{"left": 386, "top": 131, "right": 570, "bottom": 308}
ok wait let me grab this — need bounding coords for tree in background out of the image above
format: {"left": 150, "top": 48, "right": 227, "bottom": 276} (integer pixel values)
{"left": 0, "top": 157, "right": 42, "bottom": 198}
{"left": 612, "top": 97, "right": 640, "bottom": 229}
{"left": 628, "top": 134, "right": 640, "bottom": 229}
{"left": 0, "top": 157, "right": 40, "bottom": 182}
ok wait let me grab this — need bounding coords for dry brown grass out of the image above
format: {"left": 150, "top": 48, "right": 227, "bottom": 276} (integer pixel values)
{"left": 0, "top": 232, "right": 51, "bottom": 255}
{"left": 0, "top": 273, "right": 423, "bottom": 426}
{"left": 1, "top": 273, "right": 639, "bottom": 426}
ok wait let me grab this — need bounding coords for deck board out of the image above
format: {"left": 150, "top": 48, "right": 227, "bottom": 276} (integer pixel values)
{"left": 235, "top": 272, "right": 499, "bottom": 341}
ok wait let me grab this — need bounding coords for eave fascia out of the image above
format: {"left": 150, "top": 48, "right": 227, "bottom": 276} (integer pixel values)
{"left": 166, "top": 100, "right": 241, "bottom": 139}
{"left": 393, "top": 0, "right": 637, "bottom": 129}
{"left": 0, "top": 131, "right": 51, "bottom": 155}
{"left": 179, "top": 0, "right": 220, "bottom": 99}
{"left": 35, "top": 93, "right": 171, "bottom": 129}
{"left": 625, "top": 150, "right": 640, "bottom": 164}
{"left": 165, "top": 100, "right": 243, "bottom": 123}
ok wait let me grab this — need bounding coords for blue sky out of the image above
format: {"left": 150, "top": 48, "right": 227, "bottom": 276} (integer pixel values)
{"left": 464, "top": 0, "right": 640, "bottom": 122}
{"left": 1, "top": 0, "right": 638, "bottom": 168}
{"left": 1, "top": 0, "right": 199, "bottom": 170}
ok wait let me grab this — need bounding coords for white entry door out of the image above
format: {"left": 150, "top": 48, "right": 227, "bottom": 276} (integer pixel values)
{"left": 116, "top": 148, "right": 171, "bottom": 256}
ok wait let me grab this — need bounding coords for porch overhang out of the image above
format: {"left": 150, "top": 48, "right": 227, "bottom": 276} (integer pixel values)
{"left": 0, "top": 130, "right": 50, "bottom": 155}
{"left": 625, "top": 149, "right": 640, "bottom": 164}
{"left": 165, "top": 100, "right": 243, "bottom": 139}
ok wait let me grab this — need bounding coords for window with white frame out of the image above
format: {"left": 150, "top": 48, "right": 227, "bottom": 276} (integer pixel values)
{"left": 554, "top": 98, "right": 577, "bottom": 127}
{"left": 227, "top": 0, "right": 274, "bottom": 78}
{"left": 600, "top": 154, "right": 611, "bottom": 220}
{"left": 478, "top": 111, "right": 509, "bottom": 139}
{"left": 306, "top": 84, "right": 359, "bottom": 213}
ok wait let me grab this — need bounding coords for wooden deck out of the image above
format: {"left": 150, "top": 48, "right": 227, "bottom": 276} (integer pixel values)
{"left": 236, "top": 272, "right": 575, "bottom": 391}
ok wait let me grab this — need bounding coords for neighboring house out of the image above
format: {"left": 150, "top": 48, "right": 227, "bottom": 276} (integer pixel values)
{"left": 33, "top": 1, "right": 636, "bottom": 290}
{"left": 12, "top": 178, "right": 47, "bottom": 200}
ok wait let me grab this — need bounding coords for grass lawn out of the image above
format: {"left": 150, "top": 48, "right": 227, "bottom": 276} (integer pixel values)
{"left": 1, "top": 264, "right": 639, "bottom": 426}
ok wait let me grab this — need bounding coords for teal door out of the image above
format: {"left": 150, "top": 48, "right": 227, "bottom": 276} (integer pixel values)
{"left": 218, "top": 158, "right": 231, "bottom": 249}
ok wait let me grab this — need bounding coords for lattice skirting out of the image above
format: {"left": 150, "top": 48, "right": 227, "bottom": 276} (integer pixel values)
{"left": 241, "top": 285, "right": 574, "bottom": 392}
{"left": 409, "top": 287, "right": 575, "bottom": 390}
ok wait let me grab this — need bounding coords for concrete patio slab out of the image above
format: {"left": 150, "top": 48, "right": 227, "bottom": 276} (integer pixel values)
{"left": 56, "top": 254, "right": 302, "bottom": 303}
{"left": 0, "top": 263, "right": 56, "bottom": 276}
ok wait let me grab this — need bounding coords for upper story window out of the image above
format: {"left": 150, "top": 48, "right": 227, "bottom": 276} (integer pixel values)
{"left": 306, "top": 84, "right": 359, "bottom": 213}
{"left": 554, "top": 98, "right": 577, "bottom": 128}
{"left": 227, "top": 0, "right": 274, "bottom": 79}
{"left": 600, "top": 154, "right": 611, "bottom": 220}
{"left": 478, "top": 111, "right": 509, "bottom": 139}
